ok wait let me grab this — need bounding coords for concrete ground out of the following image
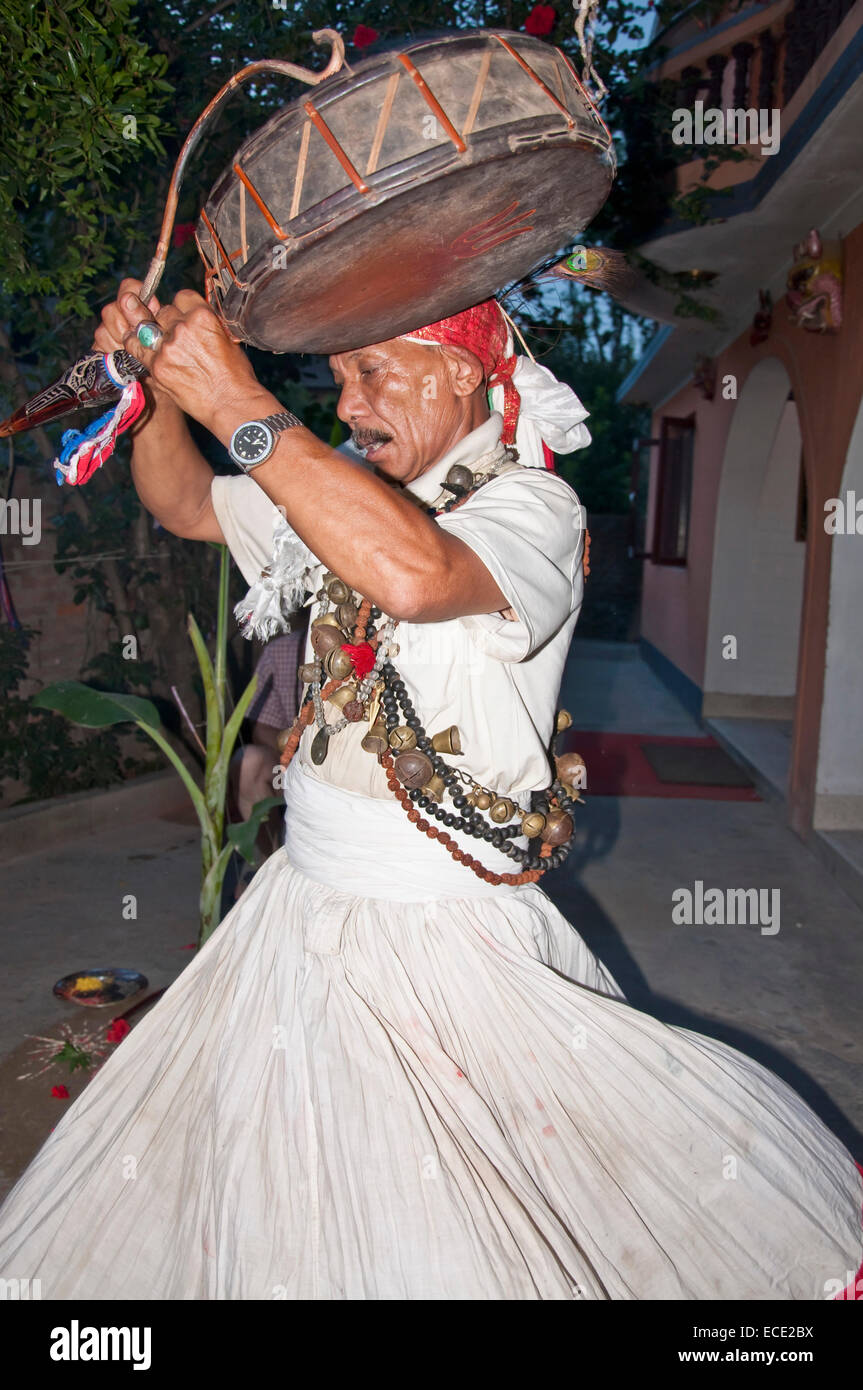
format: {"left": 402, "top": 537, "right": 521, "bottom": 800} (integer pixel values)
{"left": 0, "top": 637, "right": 861, "bottom": 1200}
{"left": 0, "top": 802, "right": 203, "bottom": 1060}
{"left": 0, "top": 792, "right": 203, "bottom": 1199}
{"left": 707, "top": 715, "right": 793, "bottom": 797}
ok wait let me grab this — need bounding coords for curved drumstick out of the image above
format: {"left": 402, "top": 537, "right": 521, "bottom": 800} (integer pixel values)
{"left": 140, "top": 29, "right": 346, "bottom": 302}
{"left": 0, "top": 30, "right": 346, "bottom": 438}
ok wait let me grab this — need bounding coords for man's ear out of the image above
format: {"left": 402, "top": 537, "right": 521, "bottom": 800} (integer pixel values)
{"left": 438, "top": 345, "right": 486, "bottom": 399}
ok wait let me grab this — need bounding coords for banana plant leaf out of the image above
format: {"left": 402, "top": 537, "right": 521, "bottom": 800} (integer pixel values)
{"left": 33, "top": 677, "right": 207, "bottom": 833}
{"left": 33, "top": 680, "right": 161, "bottom": 730}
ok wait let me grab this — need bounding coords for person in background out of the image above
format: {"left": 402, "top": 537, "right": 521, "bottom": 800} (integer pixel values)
{"left": 228, "top": 619, "right": 306, "bottom": 870}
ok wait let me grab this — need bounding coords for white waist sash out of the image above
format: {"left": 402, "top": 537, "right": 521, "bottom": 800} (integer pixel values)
{"left": 282, "top": 760, "right": 529, "bottom": 901}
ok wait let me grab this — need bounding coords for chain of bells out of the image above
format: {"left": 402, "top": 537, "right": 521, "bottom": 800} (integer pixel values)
{"left": 277, "top": 461, "right": 588, "bottom": 888}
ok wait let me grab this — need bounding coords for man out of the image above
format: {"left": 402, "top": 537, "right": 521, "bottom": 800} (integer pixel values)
{"left": 0, "top": 280, "right": 860, "bottom": 1301}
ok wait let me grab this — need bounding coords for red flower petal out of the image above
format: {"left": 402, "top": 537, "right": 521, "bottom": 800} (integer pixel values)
{"left": 525, "top": 4, "right": 556, "bottom": 37}
{"left": 172, "top": 222, "right": 197, "bottom": 249}
{"left": 106, "top": 1018, "right": 131, "bottom": 1044}
{"left": 51, "top": 1084, "right": 69, "bottom": 1099}
{"left": 353, "top": 25, "right": 380, "bottom": 49}
{"left": 341, "top": 642, "right": 375, "bottom": 678}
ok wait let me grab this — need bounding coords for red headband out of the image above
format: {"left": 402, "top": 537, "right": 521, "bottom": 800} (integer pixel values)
{"left": 401, "top": 300, "right": 520, "bottom": 445}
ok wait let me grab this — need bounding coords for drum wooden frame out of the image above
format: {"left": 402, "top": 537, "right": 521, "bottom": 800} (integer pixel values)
{"left": 196, "top": 29, "right": 615, "bottom": 355}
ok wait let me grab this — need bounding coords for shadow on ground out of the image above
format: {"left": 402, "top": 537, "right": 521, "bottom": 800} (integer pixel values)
{"left": 544, "top": 793, "right": 863, "bottom": 1162}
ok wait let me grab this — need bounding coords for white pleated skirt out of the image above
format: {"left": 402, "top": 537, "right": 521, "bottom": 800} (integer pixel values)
{"left": 0, "top": 761, "right": 860, "bottom": 1300}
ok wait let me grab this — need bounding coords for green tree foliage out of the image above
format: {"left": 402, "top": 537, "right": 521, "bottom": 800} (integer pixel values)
{"left": 0, "top": 0, "right": 170, "bottom": 314}
{"left": 0, "top": 624, "right": 140, "bottom": 797}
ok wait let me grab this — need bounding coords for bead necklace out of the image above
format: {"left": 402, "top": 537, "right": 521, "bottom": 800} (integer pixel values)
{"left": 278, "top": 458, "right": 583, "bottom": 887}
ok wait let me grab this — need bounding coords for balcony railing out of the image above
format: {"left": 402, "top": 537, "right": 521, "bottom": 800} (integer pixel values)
{"left": 671, "top": 0, "right": 857, "bottom": 117}
{"left": 612, "top": 0, "right": 860, "bottom": 246}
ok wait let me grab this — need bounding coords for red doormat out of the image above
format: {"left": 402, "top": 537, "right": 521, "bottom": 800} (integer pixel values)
{"left": 558, "top": 731, "right": 761, "bottom": 801}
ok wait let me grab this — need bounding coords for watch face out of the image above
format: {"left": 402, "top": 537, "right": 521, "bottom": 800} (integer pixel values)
{"left": 231, "top": 422, "right": 273, "bottom": 465}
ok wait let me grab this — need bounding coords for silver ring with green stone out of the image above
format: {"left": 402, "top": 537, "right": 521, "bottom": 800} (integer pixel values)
{"left": 136, "top": 321, "right": 163, "bottom": 350}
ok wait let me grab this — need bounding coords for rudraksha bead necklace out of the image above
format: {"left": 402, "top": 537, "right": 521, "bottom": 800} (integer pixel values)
{"left": 277, "top": 459, "right": 581, "bottom": 887}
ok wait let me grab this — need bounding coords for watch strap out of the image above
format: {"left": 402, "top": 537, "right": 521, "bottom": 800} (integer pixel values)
{"left": 262, "top": 411, "right": 303, "bottom": 432}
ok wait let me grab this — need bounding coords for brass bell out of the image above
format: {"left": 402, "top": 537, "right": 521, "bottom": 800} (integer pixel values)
{"left": 473, "top": 790, "right": 492, "bottom": 811}
{"left": 443, "top": 464, "right": 474, "bottom": 497}
{"left": 521, "top": 811, "right": 547, "bottom": 839}
{"left": 393, "top": 750, "right": 433, "bottom": 789}
{"left": 388, "top": 725, "right": 417, "bottom": 751}
{"left": 421, "top": 775, "right": 446, "bottom": 803}
{"left": 489, "top": 797, "right": 515, "bottom": 824}
{"left": 325, "top": 578, "right": 350, "bottom": 605}
{"left": 556, "top": 709, "right": 573, "bottom": 733}
{"left": 324, "top": 646, "right": 354, "bottom": 680}
{"left": 555, "top": 751, "right": 586, "bottom": 788}
{"left": 276, "top": 727, "right": 293, "bottom": 753}
{"left": 431, "top": 725, "right": 462, "bottom": 756}
{"left": 337, "top": 601, "right": 359, "bottom": 630}
{"left": 361, "top": 720, "right": 389, "bottom": 755}
{"left": 313, "top": 612, "right": 341, "bottom": 628}
{"left": 298, "top": 662, "right": 318, "bottom": 685}
{"left": 311, "top": 624, "right": 343, "bottom": 658}
{"left": 327, "top": 684, "right": 357, "bottom": 710}
{"left": 542, "top": 809, "right": 574, "bottom": 846}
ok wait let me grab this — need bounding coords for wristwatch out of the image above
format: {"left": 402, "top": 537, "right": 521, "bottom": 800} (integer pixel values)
{"left": 228, "top": 411, "right": 302, "bottom": 471}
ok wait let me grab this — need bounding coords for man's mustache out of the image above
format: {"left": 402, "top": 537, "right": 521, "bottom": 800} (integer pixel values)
{"left": 351, "top": 428, "right": 393, "bottom": 451}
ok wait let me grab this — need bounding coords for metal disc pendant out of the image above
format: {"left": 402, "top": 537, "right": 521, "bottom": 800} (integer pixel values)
{"left": 310, "top": 727, "right": 329, "bottom": 765}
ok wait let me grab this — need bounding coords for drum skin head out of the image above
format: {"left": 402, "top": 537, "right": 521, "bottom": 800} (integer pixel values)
{"left": 197, "top": 30, "right": 615, "bottom": 355}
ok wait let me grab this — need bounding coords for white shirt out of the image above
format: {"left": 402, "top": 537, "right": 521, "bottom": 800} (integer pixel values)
{"left": 211, "top": 413, "right": 585, "bottom": 805}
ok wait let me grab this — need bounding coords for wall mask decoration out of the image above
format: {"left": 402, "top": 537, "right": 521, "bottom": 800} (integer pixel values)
{"left": 787, "top": 229, "right": 843, "bottom": 333}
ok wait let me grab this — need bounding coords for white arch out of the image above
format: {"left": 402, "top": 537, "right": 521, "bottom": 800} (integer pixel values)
{"left": 703, "top": 358, "right": 805, "bottom": 709}
{"left": 815, "top": 389, "right": 863, "bottom": 828}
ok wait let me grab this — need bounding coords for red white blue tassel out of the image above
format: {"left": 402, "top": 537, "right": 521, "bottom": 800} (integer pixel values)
{"left": 53, "top": 381, "right": 146, "bottom": 487}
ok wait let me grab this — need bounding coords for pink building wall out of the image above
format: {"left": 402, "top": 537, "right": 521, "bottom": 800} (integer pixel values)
{"left": 641, "top": 219, "right": 863, "bottom": 833}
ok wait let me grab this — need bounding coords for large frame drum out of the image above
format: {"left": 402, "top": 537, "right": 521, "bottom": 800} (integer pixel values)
{"left": 196, "top": 29, "right": 615, "bottom": 354}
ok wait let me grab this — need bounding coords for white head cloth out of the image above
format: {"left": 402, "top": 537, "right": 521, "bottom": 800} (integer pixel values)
{"left": 490, "top": 321, "right": 592, "bottom": 469}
